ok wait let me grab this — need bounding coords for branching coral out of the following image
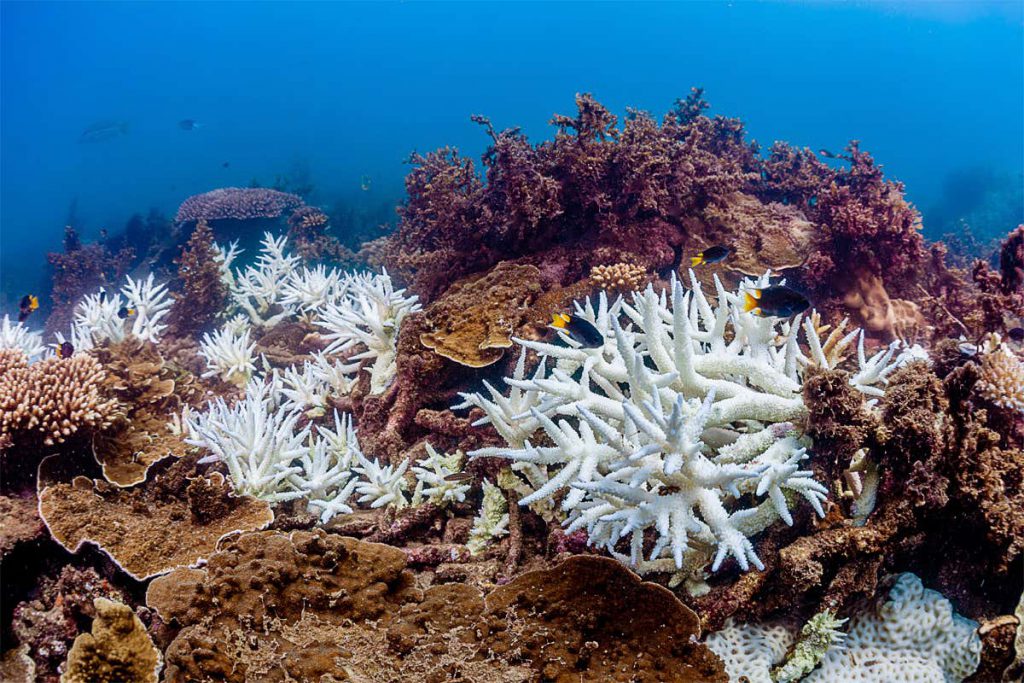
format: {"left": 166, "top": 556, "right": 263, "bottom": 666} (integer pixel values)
{"left": 317, "top": 269, "right": 421, "bottom": 394}
{"left": 0, "top": 350, "right": 116, "bottom": 446}
{"left": 462, "top": 272, "right": 904, "bottom": 584}
{"left": 975, "top": 336, "right": 1024, "bottom": 414}
{"left": 590, "top": 261, "right": 648, "bottom": 293}
{"left": 166, "top": 219, "right": 228, "bottom": 337}
{"left": 198, "top": 325, "right": 257, "bottom": 387}
{"left": 121, "top": 273, "right": 172, "bottom": 343}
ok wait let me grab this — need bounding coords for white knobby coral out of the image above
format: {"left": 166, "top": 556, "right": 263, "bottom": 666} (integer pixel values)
{"left": 412, "top": 444, "right": 470, "bottom": 505}
{"left": 122, "top": 273, "right": 172, "bottom": 343}
{"left": 316, "top": 269, "right": 421, "bottom": 394}
{"left": 463, "top": 271, "right": 893, "bottom": 584}
{"left": 199, "top": 326, "right": 257, "bottom": 387}
{"left": 467, "top": 479, "right": 510, "bottom": 555}
{"left": 706, "top": 573, "right": 981, "bottom": 683}
{"left": 0, "top": 315, "right": 45, "bottom": 360}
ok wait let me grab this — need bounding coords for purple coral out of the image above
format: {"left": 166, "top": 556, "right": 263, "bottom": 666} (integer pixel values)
{"left": 175, "top": 187, "right": 305, "bottom": 224}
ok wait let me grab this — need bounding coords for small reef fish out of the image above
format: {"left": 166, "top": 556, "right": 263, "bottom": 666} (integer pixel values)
{"left": 18, "top": 294, "right": 38, "bottom": 323}
{"left": 222, "top": 161, "right": 231, "bottom": 168}
{"left": 819, "top": 148, "right": 837, "bottom": 159}
{"left": 79, "top": 120, "right": 129, "bottom": 143}
{"left": 690, "top": 245, "right": 730, "bottom": 267}
{"left": 444, "top": 472, "right": 473, "bottom": 482}
{"left": 551, "top": 313, "right": 605, "bottom": 347}
{"left": 55, "top": 341, "right": 74, "bottom": 359}
{"left": 178, "top": 119, "right": 203, "bottom": 130}
{"left": 118, "top": 306, "right": 135, "bottom": 320}
{"left": 742, "top": 286, "right": 810, "bottom": 318}
{"left": 1008, "top": 327, "right": 1024, "bottom": 343}
{"left": 360, "top": 175, "right": 372, "bottom": 191}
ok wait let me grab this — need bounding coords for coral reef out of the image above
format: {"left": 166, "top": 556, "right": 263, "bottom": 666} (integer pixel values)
{"left": 286, "top": 205, "right": 355, "bottom": 264}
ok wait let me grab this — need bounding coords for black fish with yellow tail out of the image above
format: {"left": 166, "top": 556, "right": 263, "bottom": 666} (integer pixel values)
{"left": 18, "top": 295, "right": 39, "bottom": 323}
{"left": 690, "top": 245, "right": 730, "bottom": 267}
{"left": 551, "top": 313, "right": 605, "bottom": 348}
{"left": 742, "top": 285, "right": 810, "bottom": 318}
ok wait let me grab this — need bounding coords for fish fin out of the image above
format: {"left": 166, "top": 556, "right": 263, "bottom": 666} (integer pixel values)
{"left": 690, "top": 255, "right": 704, "bottom": 267}
{"left": 742, "top": 291, "right": 760, "bottom": 313}
{"left": 551, "top": 313, "right": 569, "bottom": 329}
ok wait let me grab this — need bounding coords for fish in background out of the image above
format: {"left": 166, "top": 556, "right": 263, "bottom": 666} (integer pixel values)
{"left": 79, "top": 120, "right": 129, "bottom": 143}
{"left": 690, "top": 245, "right": 730, "bottom": 267}
{"left": 18, "top": 295, "right": 38, "bottom": 322}
{"left": 178, "top": 119, "right": 204, "bottom": 130}
{"left": 360, "top": 175, "right": 372, "bottom": 191}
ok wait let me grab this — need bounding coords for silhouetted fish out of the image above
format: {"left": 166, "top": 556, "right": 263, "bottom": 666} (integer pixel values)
{"left": 178, "top": 119, "right": 204, "bottom": 130}
{"left": 79, "top": 120, "right": 129, "bottom": 143}
{"left": 360, "top": 175, "right": 372, "bottom": 191}
{"left": 222, "top": 161, "right": 230, "bottom": 168}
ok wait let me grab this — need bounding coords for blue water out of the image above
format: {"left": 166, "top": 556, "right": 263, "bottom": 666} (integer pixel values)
{"left": 2, "top": 1, "right": 1022, "bottom": 306}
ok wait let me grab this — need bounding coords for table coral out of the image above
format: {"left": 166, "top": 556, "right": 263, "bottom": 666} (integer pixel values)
{"left": 38, "top": 464, "right": 274, "bottom": 580}
{"left": 174, "top": 187, "right": 304, "bottom": 224}
{"left": 60, "top": 598, "right": 161, "bottom": 683}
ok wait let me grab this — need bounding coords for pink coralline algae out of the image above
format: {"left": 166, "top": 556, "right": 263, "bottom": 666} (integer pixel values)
{"left": 174, "top": 187, "right": 305, "bottom": 224}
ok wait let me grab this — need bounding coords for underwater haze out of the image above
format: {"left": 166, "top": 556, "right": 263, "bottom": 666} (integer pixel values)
{"left": 1, "top": 0, "right": 1022, "bottom": 305}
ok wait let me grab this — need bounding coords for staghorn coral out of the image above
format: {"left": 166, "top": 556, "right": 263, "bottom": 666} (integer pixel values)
{"left": 419, "top": 261, "right": 541, "bottom": 368}
{"left": 38, "top": 463, "right": 274, "bottom": 581}
{"left": 60, "top": 598, "right": 161, "bottom": 683}
{"left": 0, "top": 315, "right": 46, "bottom": 360}
{"left": 165, "top": 219, "right": 229, "bottom": 338}
{"left": 174, "top": 187, "right": 304, "bottom": 224}
{"left": 0, "top": 350, "right": 116, "bottom": 447}
{"left": 461, "top": 272, "right": 905, "bottom": 587}
{"left": 589, "top": 261, "right": 648, "bottom": 293}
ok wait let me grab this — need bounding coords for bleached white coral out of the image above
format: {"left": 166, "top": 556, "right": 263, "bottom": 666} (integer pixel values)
{"left": 121, "top": 273, "right": 172, "bottom": 343}
{"left": 353, "top": 452, "right": 410, "bottom": 509}
{"left": 199, "top": 326, "right": 257, "bottom": 386}
{"left": 281, "top": 264, "right": 346, "bottom": 315}
{"left": 412, "top": 444, "right": 469, "bottom": 505}
{"left": 0, "top": 315, "right": 45, "bottom": 360}
{"left": 463, "top": 271, "right": 893, "bottom": 582}
{"left": 73, "top": 290, "right": 127, "bottom": 346}
{"left": 230, "top": 233, "right": 299, "bottom": 326}
{"left": 185, "top": 379, "right": 311, "bottom": 503}
{"left": 467, "top": 479, "right": 509, "bottom": 555}
{"left": 288, "top": 413, "right": 363, "bottom": 523}
{"left": 707, "top": 573, "right": 981, "bottom": 683}
{"left": 276, "top": 351, "right": 359, "bottom": 416}
{"left": 316, "top": 269, "right": 421, "bottom": 394}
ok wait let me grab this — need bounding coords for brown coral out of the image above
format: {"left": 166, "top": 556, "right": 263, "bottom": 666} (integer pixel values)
{"left": 419, "top": 262, "right": 542, "bottom": 367}
{"left": 0, "top": 494, "right": 45, "bottom": 559}
{"left": 39, "top": 464, "right": 274, "bottom": 580}
{"left": 165, "top": 219, "right": 228, "bottom": 339}
{"left": 842, "top": 269, "right": 929, "bottom": 341}
{"left": 60, "top": 598, "right": 160, "bottom": 683}
{"left": 590, "top": 261, "right": 648, "bottom": 292}
{"left": 0, "top": 351, "right": 116, "bottom": 447}
{"left": 149, "top": 531, "right": 725, "bottom": 683}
